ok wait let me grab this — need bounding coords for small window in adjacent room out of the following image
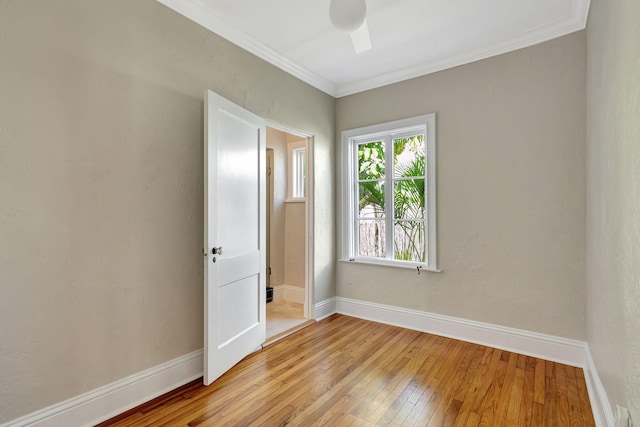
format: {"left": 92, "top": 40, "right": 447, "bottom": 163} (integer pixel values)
{"left": 287, "top": 140, "right": 306, "bottom": 201}
{"left": 341, "top": 114, "right": 438, "bottom": 271}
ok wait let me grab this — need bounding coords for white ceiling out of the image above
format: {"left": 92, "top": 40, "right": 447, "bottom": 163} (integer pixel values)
{"left": 157, "top": 0, "right": 590, "bottom": 97}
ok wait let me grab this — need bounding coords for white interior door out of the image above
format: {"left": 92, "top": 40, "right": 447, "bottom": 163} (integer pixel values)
{"left": 204, "top": 89, "right": 266, "bottom": 385}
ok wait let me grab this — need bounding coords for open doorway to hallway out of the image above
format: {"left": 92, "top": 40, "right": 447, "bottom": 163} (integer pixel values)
{"left": 265, "top": 127, "right": 312, "bottom": 339}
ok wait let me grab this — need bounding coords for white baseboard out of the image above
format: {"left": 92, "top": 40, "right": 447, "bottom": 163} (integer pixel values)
{"left": 334, "top": 296, "right": 616, "bottom": 425}
{"left": 273, "top": 284, "right": 305, "bottom": 304}
{"left": 317, "top": 295, "right": 614, "bottom": 427}
{"left": 2, "top": 350, "right": 203, "bottom": 427}
{"left": 335, "top": 297, "right": 587, "bottom": 367}
{"left": 314, "top": 297, "right": 337, "bottom": 320}
{"left": 584, "top": 346, "right": 615, "bottom": 427}
{"left": 273, "top": 285, "right": 284, "bottom": 301}
{"left": 5, "top": 297, "right": 611, "bottom": 427}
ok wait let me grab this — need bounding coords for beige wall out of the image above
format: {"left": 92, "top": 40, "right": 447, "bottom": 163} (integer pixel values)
{"left": 284, "top": 202, "right": 306, "bottom": 288}
{"left": 336, "top": 32, "right": 587, "bottom": 339}
{"left": 0, "top": 0, "right": 335, "bottom": 422}
{"left": 586, "top": 0, "right": 640, "bottom": 420}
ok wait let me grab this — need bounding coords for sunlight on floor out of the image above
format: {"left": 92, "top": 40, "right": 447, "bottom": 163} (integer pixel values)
{"left": 266, "top": 300, "right": 306, "bottom": 339}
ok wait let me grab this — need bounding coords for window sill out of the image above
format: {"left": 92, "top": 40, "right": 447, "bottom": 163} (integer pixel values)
{"left": 285, "top": 198, "right": 306, "bottom": 203}
{"left": 338, "top": 258, "right": 442, "bottom": 273}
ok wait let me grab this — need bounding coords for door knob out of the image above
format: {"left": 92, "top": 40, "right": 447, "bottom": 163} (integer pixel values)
{"left": 212, "top": 247, "right": 223, "bottom": 255}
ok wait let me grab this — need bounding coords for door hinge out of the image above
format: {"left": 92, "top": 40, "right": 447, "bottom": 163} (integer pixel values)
{"left": 267, "top": 167, "right": 272, "bottom": 176}
{"left": 268, "top": 266, "right": 272, "bottom": 275}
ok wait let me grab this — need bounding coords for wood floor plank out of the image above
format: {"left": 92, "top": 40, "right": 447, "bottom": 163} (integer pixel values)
{"left": 285, "top": 326, "right": 419, "bottom": 426}
{"left": 534, "top": 357, "right": 546, "bottom": 404}
{"left": 565, "top": 364, "right": 587, "bottom": 427}
{"left": 544, "top": 369, "right": 558, "bottom": 426}
{"left": 575, "top": 368, "right": 597, "bottom": 427}
{"left": 341, "top": 339, "right": 420, "bottom": 421}
{"left": 398, "top": 340, "right": 465, "bottom": 425}
{"left": 225, "top": 321, "right": 406, "bottom": 426}
{"left": 504, "top": 363, "right": 525, "bottom": 426}
{"left": 157, "top": 316, "right": 370, "bottom": 426}
{"left": 355, "top": 334, "right": 438, "bottom": 424}
{"left": 520, "top": 356, "right": 537, "bottom": 427}
{"left": 97, "top": 315, "right": 596, "bottom": 427}
{"left": 477, "top": 353, "right": 509, "bottom": 426}
{"left": 555, "top": 361, "right": 571, "bottom": 427}
{"left": 493, "top": 352, "right": 518, "bottom": 425}
{"left": 420, "top": 343, "right": 483, "bottom": 426}
{"left": 379, "top": 342, "right": 444, "bottom": 426}
{"left": 453, "top": 347, "right": 501, "bottom": 427}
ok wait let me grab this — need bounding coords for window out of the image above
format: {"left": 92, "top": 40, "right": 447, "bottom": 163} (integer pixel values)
{"left": 287, "top": 140, "right": 306, "bottom": 201}
{"left": 341, "top": 114, "right": 437, "bottom": 270}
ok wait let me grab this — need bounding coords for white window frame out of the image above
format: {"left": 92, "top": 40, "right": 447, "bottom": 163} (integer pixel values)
{"left": 286, "top": 140, "right": 306, "bottom": 202}
{"left": 341, "top": 114, "right": 438, "bottom": 272}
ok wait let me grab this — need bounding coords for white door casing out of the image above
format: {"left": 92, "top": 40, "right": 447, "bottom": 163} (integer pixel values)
{"left": 204, "top": 90, "right": 266, "bottom": 385}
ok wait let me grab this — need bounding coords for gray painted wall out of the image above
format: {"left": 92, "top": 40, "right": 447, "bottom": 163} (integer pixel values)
{"left": 0, "top": 0, "right": 335, "bottom": 421}
{"left": 336, "top": 32, "right": 587, "bottom": 340}
{"left": 284, "top": 202, "right": 306, "bottom": 288}
{"left": 586, "top": 0, "right": 640, "bottom": 420}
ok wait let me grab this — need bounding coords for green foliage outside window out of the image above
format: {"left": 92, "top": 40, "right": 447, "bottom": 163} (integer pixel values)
{"left": 357, "top": 135, "right": 426, "bottom": 262}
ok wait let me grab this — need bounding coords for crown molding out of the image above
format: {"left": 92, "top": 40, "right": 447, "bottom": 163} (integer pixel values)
{"left": 335, "top": 0, "right": 591, "bottom": 97}
{"left": 156, "top": 0, "right": 338, "bottom": 97}
{"left": 157, "top": 0, "right": 590, "bottom": 99}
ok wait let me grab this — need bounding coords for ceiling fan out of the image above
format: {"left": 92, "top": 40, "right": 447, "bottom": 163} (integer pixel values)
{"left": 329, "top": 0, "right": 372, "bottom": 53}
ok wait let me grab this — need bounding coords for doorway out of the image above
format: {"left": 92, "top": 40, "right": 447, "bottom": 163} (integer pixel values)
{"left": 204, "top": 90, "right": 315, "bottom": 384}
{"left": 265, "top": 126, "right": 313, "bottom": 339}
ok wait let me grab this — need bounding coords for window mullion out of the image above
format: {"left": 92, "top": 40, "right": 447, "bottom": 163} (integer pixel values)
{"left": 422, "top": 136, "right": 429, "bottom": 265}
{"left": 384, "top": 135, "right": 394, "bottom": 260}
{"left": 352, "top": 140, "right": 359, "bottom": 258}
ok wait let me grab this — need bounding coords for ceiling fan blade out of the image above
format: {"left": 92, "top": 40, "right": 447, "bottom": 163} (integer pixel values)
{"left": 350, "top": 19, "right": 372, "bottom": 53}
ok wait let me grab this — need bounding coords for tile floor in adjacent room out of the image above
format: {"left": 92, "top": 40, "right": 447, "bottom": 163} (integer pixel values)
{"left": 266, "top": 299, "right": 306, "bottom": 338}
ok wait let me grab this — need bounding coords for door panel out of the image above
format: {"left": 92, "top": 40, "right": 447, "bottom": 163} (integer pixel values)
{"left": 217, "top": 251, "right": 260, "bottom": 285}
{"left": 218, "top": 275, "right": 260, "bottom": 346}
{"left": 204, "top": 90, "right": 266, "bottom": 385}
{"left": 217, "top": 111, "right": 259, "bottom": 255}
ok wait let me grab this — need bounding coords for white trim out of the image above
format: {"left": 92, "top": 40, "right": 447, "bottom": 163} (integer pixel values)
{"left": 1, "top": 350, "right": 203, "bottom": 427}
{"left": 335, "top": 297, "right": 587, "bottom": 367}
{"left": 341, "top": 114, "right": 437, "bottom": 271}
{"left": 338, "top": 258, "right": 441, "bottom": 273}
{"left": 272, "top": 285, "right": 306, "bottom": 304}
{"left": 584, "top": 346, "right": 615, "bottom": 427}
{"left": 314, "top": 297, "right": 337, "bottom": 321}
{"left": 334, "top": 0, "right": 591, "bottom": 97}
{"left": 155, "top": 0, "right": 337, "bottom": 96}
{"left": 304, "top": 137, "right": 315, "bottom": 319}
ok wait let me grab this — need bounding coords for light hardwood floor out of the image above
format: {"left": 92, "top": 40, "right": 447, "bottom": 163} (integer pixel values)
{"left": 98, "top": 315, "right": 595, "bottom": 426}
